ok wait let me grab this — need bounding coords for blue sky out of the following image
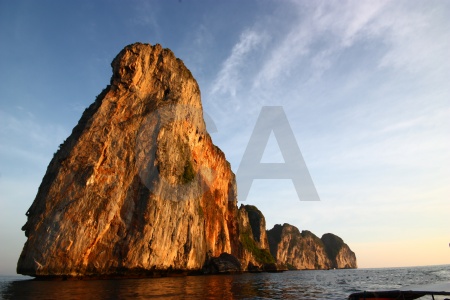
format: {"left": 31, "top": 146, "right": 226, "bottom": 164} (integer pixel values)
{"left": 1, "top": 0, "right": 449, "bottom": 274}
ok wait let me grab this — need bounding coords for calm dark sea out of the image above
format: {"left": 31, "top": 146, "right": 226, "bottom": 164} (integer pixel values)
{"left": 1, "top": 265, "right": 449, "bottom": 299}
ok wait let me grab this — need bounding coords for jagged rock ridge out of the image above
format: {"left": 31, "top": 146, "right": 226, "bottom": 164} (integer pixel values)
{"left": 267, "top": 224, "right": 357, "bottom": 270}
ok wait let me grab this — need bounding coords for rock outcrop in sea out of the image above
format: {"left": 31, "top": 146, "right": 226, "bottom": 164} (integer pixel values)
{"left": 17, "top": 43, "right": 356, "bottom": 278}
{"left": 267, "top": 224, "right": 357, "bottom": 269}
{"left": 18, "top": 43, "right": 240, "bottom": 277}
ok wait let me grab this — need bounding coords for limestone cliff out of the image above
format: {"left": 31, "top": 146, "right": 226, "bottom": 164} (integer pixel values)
{"left": 321, "top": 233, "right": 357, "bottom": 269}
{"left": 267, "top": 224, "right": 356, "bottom": 270}
{"left": 17, "top": 43, "right": 240, "bottom": 277}
{"left": 237, "top": 205, "right": 275, "bottom": 271}
{"left": 267, "top": 224, "right": 330, "bottom": 270}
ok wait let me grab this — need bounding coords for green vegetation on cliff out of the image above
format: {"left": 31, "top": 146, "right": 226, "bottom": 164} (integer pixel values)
{"left": 240, "top": 232, "right": 275, "bottom": 264}
{"left": 181, "top": 160, "right": 195, "bottom": 183}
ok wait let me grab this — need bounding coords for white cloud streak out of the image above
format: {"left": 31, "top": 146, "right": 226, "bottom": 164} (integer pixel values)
{"left": 374, "top": 2, "right": 450, "bottom": 75}
{"left": 253, "top": 1, "right": 389, "bottom": 88}
{"left": 210, "top": 29, "right": 267, "bottom": 98}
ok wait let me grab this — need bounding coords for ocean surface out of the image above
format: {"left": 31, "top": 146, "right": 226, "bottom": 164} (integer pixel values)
{"left": 1, "top": 265, "right": 449, "bottom": 299}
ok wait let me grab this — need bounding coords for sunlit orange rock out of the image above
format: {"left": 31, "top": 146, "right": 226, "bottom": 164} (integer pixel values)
{"left": 17, "top": 43, "right": 241, "bottom": 277}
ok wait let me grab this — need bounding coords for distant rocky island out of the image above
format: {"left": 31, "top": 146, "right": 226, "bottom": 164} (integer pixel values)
{"left": 17, "top": 43, "right": 356, "bottom": 278}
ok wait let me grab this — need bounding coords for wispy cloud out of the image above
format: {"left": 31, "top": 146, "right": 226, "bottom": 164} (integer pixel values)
{"left": 253, "top": 1, "right": 389, "bottom": 88}
{"left": 373, "top": 2, "right": 450, "bottom": 75}
{"left": 257, "top": 1, "right": 450, "bottom": 87}
{"left": 210, "top": 29, "right": 267, "bottom": 99}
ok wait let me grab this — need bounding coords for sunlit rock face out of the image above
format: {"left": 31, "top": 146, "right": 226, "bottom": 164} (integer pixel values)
{"left": 17, "top": 43, "right": 240, "bottom": 277}
{"left": 267, "top": 224, "right": 357, "bottom": 270}
{"left": 267, "top": 224, "right": 331, "bottom": 270}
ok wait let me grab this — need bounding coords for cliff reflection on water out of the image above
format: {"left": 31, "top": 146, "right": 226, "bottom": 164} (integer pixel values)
{"left": 1, "top": 272, "right": 331, "bottom": 299}
{"left": 2, "top": 265, "right": 450, "bottom": 299}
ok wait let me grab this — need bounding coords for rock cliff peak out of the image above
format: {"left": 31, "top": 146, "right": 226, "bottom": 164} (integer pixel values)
{"left": 18, "top": 43, "right": 239, "bottom": 277}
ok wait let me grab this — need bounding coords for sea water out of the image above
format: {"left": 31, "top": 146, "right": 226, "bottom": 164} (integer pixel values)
{"left": 1, "top": 264, "right": 449, "bottom": 299}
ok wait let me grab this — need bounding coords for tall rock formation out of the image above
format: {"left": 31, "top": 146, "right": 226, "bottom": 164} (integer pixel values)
{"left": 267, "top": 224, "right": 357, "bottom": 270}
{"left": 17, "top": 43, "right": 240, "bottom": 277}
{"left": 321, "top": 233, "right": 357, "bottom": 269}
{"left": 237, "top": 205, "right": 275, "bottom": 271}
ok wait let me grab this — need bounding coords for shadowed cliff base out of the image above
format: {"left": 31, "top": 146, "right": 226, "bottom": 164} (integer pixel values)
{"left": 17, "top": 43, "right": 356, "bottom": 279}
